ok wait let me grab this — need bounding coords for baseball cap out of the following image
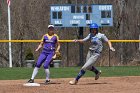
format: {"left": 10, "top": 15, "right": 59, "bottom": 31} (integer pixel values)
{"left": 48, "top": 25, "right": 54, "bottom": 28}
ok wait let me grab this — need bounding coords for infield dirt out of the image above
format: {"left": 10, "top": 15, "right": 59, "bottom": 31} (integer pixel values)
{"left": 0, "top": 76, "right": 140, "bottom": 93}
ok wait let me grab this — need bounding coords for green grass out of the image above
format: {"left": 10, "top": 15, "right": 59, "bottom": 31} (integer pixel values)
{"left": 0, "top": 66, "right": 140, "bottom": 80}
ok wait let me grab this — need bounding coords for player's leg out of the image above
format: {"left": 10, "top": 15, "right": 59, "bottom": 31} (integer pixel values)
{"left": 69, "top": 53, "right": 100, "bottom": 85}
{"left": 82, "top": 53, "right": 99, "bottom": 70}
{"left": 86, "top": 51, "right": 91, "bottom": 61}
{"left": 44, "top": 69, "right": 50, "bottom": 84}
{"left": 69, "top": 55, "right": 94, "bottom": 85}
{"left": 43, "top": 52, "right": 54, "bottom": 84}
{"left": 28, "top": 53, "right": 46, "bottom": 83}
{"left": 89, "top": 66, "right": 101, "bottom": 80}
{"left": 82, "top": 53, "right": 100, "bottom": 79}
{"left": 69, "top": 69, "right": 86, "bottom": 85}
{"left": 69, "top": 51, "right": 91, "bottom": 84}
{"left": 87, "top": 53, "right": 101, "bottom": 80}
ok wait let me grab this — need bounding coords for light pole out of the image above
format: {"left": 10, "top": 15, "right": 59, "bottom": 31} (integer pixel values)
{"left": 7, "top": 1, "right": 12, "bottom": 67}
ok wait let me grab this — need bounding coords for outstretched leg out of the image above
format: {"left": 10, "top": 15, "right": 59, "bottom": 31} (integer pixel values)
{"left": 28, "top": 53, "right": 46, "bottom": 83}
{"left": 69, "top": 69, "right": 86, "bottom": 85}
{"left": 28, "top": 67, "right": 39, "bottom": 83}
{"left": 75, "top": 69, "right": 86, "bottom": 81}
{"left": 69, "top": 52, "right": 100, "bottom": 85}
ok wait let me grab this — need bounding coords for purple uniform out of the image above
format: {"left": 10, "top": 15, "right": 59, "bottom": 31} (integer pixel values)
{"left": 35, "top": 34, "right": 59, "bottom": 69}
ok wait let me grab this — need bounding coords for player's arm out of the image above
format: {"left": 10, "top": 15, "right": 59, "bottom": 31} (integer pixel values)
{"left": 35, "top": 42, "right": 44, "bottom": 51}
{"left": 56, "top": 42, "right": 60, "bottom": 52}
{"left": 55, "top": 35, "right": 60, "bottom": 52}
{"left": 107, "top": 40, "right": 115, "bottom": 51}
{"left": 74, "top": 34, "right": 90, "bottom": 43}
{"left": 74, "top": 39, "right": 84, "bottom": 43}
{"left": 35, "top": 36, "right": 44, "bottom": 51}
{"left": 102, "top": 34, "right": 115, "bottom": 51}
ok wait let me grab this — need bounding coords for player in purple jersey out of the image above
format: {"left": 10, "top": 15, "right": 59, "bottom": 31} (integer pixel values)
{"left": 28, "top": 25, "right": 60, "bottom": 84}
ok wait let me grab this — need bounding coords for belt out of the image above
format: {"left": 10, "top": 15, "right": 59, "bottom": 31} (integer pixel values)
{"left": 43, "top": 47, "right": 55, "bottom": 51}
{"left": 89, "top": 50, "right": 100, "bottom": 54}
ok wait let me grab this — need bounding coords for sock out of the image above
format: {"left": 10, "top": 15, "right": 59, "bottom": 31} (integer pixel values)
{"left": 75, "top": 69, "right": 86, "bottom": 81}
{"left": 31, "top": 67, "right": 39, "bottom": 79}
{"left": 45, "top": 69, "right": 50, "bottom": 80}
{"left": 90, "top": 66, "right": 99, "bottom": 74}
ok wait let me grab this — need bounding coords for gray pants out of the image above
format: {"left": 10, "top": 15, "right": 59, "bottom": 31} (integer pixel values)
{"left": 82, "top": 50, "right": 100, "bottom": 70}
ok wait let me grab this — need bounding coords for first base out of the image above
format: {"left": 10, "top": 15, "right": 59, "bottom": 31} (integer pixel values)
{"left": 23, "top": 83, "right": 40, "bottom": 86}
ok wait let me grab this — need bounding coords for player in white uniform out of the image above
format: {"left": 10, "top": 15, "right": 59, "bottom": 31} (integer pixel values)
{"left": 69, "top": 23, "right": 115, "bottom": 85}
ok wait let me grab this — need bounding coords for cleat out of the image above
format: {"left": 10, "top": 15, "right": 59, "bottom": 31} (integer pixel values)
{"left": 28, "top": 79, "right": 34, "bottom": 83}
{"left": 69, "top": 79, "right": 78, "bottom": 85}
{"left": 95, "top": 70, "right": 101, "bottom": 80}
{"left": 45, "top": 80, "right": 50, "bottom": 85}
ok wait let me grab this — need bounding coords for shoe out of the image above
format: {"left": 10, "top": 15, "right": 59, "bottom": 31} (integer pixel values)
{"left": 95, "top": 70, "right": 101, "bottom": 80}
{"left": 69, "top": 79, "right": 78, "bottom": 85}
{"left": 45, "top": 80, "right": 50, "bottom": 85}
{"left": 28, "top": 79, "right": 34, "bottom": 83}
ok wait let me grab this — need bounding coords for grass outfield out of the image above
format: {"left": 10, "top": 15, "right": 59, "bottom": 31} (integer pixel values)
{"left": 0, "top": 66, "right": 140, "bottom": 80}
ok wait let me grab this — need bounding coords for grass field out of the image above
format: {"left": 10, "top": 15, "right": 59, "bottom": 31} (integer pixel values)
{"left": 0, "top": 66, "right": 140, "bottom": 80}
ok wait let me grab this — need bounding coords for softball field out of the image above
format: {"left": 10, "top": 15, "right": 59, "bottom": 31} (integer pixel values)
{"left": 0, "top": 76, "right": 140, "bottom": 93}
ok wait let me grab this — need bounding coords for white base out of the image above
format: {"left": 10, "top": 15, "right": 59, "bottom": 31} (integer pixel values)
{"left": 23, "top": 83, "right": 40, "bottom": 86}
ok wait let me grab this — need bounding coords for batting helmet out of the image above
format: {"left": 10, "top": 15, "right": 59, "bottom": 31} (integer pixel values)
{"left": 89, "top": 23, "right": 98, "bottom": 29}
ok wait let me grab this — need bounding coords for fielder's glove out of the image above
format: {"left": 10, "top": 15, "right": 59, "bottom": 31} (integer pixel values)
{"left": 52, "top": 51, "right": 61, "bottom": 59}
{"left": 52, "top": 54, "right": 56, "bottom": 59}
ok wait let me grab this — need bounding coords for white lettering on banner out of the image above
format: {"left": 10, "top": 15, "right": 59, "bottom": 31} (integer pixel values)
{"left": 99, "top": 5, "right": 112, "bottom": 10}
{"left": 70, "top": 20, "right": 80, "bottom": 24}
{"left": 51, "top": 6, "right": 70, "bottom": 11}
{"left": 100, "top": 20, "right": 110, "bottom": 24}
{"left": 107, "top": 20, "right": 110, "bottom": 23}
{"left": 55, "top": 20, "right": 62, "bottom": 24}
{"left": 101, "top": 20, "right": 104, "bottom": 23}
{"left": 86, "top": 20, "right": 92, "bottom": 24}
{"left": 73, "top": 15, "right": 84, "bottom": 19}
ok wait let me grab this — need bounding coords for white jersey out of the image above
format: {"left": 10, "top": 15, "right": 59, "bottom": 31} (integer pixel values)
{"left": 83, "top": 33, "right": 109, "bottom": 53}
